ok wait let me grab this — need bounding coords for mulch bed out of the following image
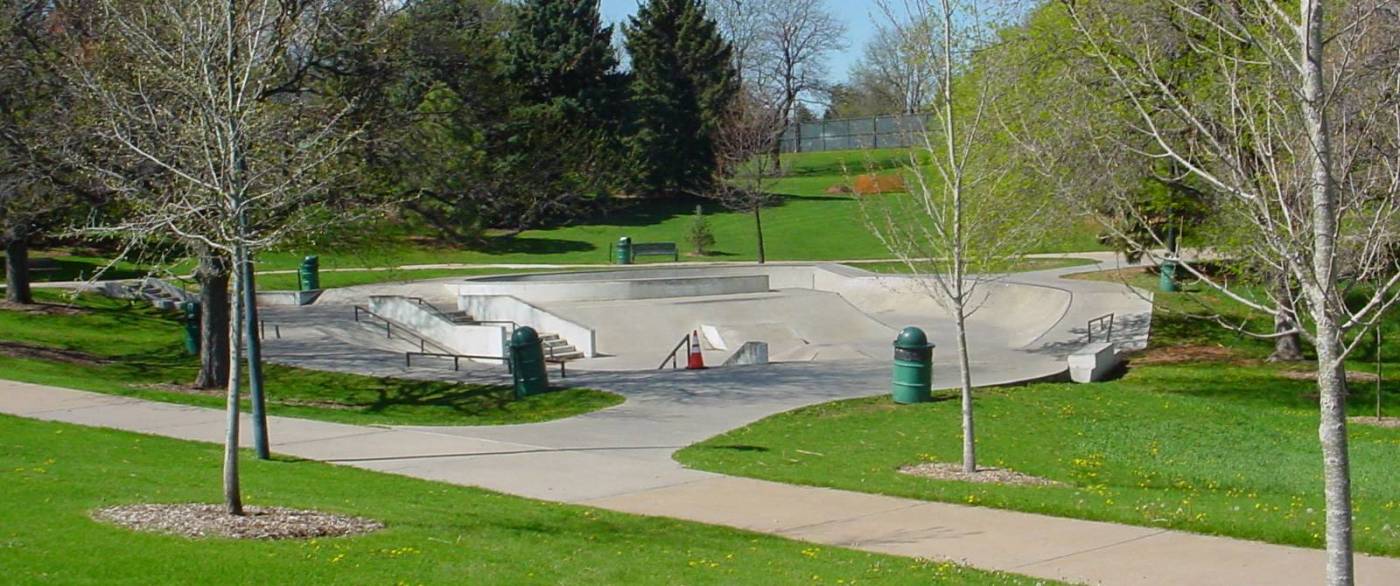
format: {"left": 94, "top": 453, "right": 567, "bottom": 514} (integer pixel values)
{"left": 0, "top": 341, "right": 108, "bottom": 366}
{"left": 898, "top": 462, "right": 1062, "bottom": 487}
{"left": 91, "top": 504, "right": 383, "bottom": 540}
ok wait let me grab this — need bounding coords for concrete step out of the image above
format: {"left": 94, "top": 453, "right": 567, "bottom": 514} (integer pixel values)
{"left": 545, "top": 350, "right": 584, "bottom": 361}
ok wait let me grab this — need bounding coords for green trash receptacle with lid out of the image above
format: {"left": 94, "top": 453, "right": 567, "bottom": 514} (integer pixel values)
{"left": 181, "top": 301, "right": 201, "bottom": 355}
{"left": 892, "top": 326, "right": 934, "bottom": 404}
{"left": 1158, "top": 259, "right": 1179, "bottom": 293}
{"left": 614, "top": 237, "right": 633, "bottom": 265}
{"left": 509, "top": 326, "right": 550, "bottom": 398}
{"left": 298, "top": 255, "right": 320, "bottom": 291}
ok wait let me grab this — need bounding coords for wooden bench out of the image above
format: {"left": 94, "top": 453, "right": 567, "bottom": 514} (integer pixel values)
{"left": 610, "top": 241, "right": 679, "bottom": 263}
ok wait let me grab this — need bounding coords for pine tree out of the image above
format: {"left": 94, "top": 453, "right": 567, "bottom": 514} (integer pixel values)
{"left": 504, "top": 0, "right": 620, "bottom": 119}
{"left": 503, "top": 0, "right": 626, "bottom": 206}
{"left": 624, "top": 0, "right": 737, "bottom": 197}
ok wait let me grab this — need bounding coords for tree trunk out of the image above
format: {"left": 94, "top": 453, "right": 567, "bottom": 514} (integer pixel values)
{"left": 242, "top": 257, "right": 269, "bottom": 460}
{"left": 1300, "top": 2, "right": 1352, "bottom": 583}
{"left": 753, "top": 204, "right": 766, "bottom": 264}
{"left": 223, "top": 244, "right": 246, "bottom": 516}
{"left": 4, "top": 236, "right": 34, "bottom": 305}
{"left": 954, "top": 307, "right": 976, "bottom": 473}
{"left": 1269, "top": 273, "right": 1305, "bottom": 361}
{"left": 195, "top": 250, "right": 230, "bottom": 389}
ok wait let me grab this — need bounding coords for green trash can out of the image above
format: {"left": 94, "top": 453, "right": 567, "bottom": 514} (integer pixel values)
{"left": 509, "top": 327, "right": 550, "bottom": 398}
{"left": 181, "top": 301, "right": 201, "bottom": 355}
{"left": 298, "top": 255, "right": 320, "bottom": 291}
{"left": 614, "top": 237, "right": 633, "bottom": 265}
{"left": 892, "top": 327, "right": 934, "bottom": 404}
{"left": 1158, "top": 259, "right": 1179, "bottom": 293}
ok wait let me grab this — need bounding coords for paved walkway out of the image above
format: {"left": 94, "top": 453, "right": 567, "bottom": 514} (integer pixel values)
{"left": 3, "top": 381, "right": 1398, "bottom": 585}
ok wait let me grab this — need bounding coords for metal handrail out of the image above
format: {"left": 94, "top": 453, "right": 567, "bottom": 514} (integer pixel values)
{"left": 1088, "top": 313, "right": 1115, "bottom": 344}
{"left": 353, "top": 305, "right": 456, "bottom": 356}
{"left": 657, "top": 333, "right": 692, "bottom": 370}
{"left": 406, "top": 351, "right": 509, "bottom": 372}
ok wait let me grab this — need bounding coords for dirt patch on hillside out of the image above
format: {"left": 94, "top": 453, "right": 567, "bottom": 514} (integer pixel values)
{"left": 899, "top": 462, "right": 1062, "bottom": 487}
{"left": 0, "top": 300, "right": 88, "bottom": 316}
{"left": 1127, "top": 344, "right": 1244, "bottom": 366}
{"left": 92, "top": 504, "right": 383, "bottom": 540}
{"left": 1277, "top": 370, "right": 1379, "bottom": 383}
{"left": 1350, "top": 416, "right": 1400, "bottom": 429}
{"left": 0, "top": 341, "right": 108, "bottom": 366}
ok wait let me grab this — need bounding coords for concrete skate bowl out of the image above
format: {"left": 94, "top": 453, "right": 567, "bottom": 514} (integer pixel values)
{"left": 447, "top": 265, "right": 1079, "bottom": 372}
{"left": 454, "top": 267, "right": 774, "bottom": 303}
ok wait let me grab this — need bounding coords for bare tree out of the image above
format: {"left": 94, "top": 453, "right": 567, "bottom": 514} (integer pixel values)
{"left": 860, "top": 0, "right": 1043, "bottom": 474}
{"left": 1020, "top": 2, "right": 1400, "bottom": 583}
{"left": 711, "top": 0, "right": 843, "bottom": 155}
{"left": 707, "top": 0, "right": 777, "bottom": 84}
{"left": 71, "top": 0, "right": 366, "bottom": 515}
{"left": 852, "top": 16, "right": 936, "bottom": 114}
{"left": 712, "top": 91, "right": 786, "bottom": 264}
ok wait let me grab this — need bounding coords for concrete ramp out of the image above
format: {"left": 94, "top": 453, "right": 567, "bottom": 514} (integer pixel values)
{"left": 547, "top": 289, "right": 898, "bottom": 370}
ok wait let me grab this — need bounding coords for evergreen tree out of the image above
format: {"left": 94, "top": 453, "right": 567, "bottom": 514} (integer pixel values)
{"left": 503, "top": 0, "right": 626, "bottom": 200}
{"left": 624, "top": 0, "right": 737, "bottom": 197}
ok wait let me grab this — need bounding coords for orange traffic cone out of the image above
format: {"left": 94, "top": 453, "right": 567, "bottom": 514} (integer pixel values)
{"left": 686, "top": 330, "right": 706, "bottom": 370}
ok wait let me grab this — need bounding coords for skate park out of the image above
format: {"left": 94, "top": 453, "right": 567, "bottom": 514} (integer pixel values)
{"left": 248, "top": 256, "right": 1153, "bottom": 500}
{"left": 267, "top": 258, "right": 1151, "bottom": 377}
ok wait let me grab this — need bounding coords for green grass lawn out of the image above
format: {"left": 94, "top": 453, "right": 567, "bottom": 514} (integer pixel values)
{"left": 676, "top": 267, "right": 1400, "bottom": 556}
{"left": 10, "top": 149, "right": 1110, "bottom": 283}
{"left": 0, "top": 415, "right": 1052, "bottom": 585}
{"left": 676, "top": 362, "right": 1400, "bottom": 556}
{"left": 0, "top": 290, "right": 620, "bottom": 426}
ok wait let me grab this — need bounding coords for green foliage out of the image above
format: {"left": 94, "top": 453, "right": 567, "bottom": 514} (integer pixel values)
{"left": 686, "top": 204, "right": 717, "bottom": 255}
{"left": 0, "top": 415, "right": 1051, "bottom": 585}
{"left": 502, "top": 0, "right": 628, "bottom": 207}
{"left": 624, "top": 0, "right": 738, "bottom": 197}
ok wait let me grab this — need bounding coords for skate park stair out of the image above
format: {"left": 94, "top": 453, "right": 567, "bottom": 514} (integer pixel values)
{"left": 540, "top": 333, "right": 584, "bottom": 361}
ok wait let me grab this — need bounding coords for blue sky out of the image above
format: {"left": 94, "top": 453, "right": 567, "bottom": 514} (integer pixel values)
{"left": 599, "top": 0, "right": 879, "bottom": 83}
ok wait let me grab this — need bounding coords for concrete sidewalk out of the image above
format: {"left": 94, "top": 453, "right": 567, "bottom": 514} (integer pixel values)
{"left": 3, "top": 380, "right": 1397, "bottom": 586}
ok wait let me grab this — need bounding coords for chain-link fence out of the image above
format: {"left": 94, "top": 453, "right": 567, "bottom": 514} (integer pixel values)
{"left": 780, "top": 114, "right": 930, "bottom": 153}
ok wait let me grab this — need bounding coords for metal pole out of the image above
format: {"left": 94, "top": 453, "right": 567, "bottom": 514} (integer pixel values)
{"left": 242, "top": 254, "right": 269, "bottom": 460}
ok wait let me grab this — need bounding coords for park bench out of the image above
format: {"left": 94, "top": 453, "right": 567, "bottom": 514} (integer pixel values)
{"left": 610, "top": 241, "right": 679, "bottom": 263}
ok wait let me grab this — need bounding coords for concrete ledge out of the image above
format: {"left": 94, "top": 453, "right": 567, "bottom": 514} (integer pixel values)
{"left": 1068, "top": 342, "right": 1119, "bottom": 383}
{"left": 722, "top": 342, "right": 769, "bottom": 367}
{"left": 454, "top": 271, "right": 770, "bottom": 303}
{"left": 257, "top": 289, "right": 323, "bottom": 306}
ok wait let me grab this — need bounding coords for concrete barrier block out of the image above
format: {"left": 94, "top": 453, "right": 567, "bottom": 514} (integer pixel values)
{"left": 1068, "top": 342, "right": 1119, "bottom": 383}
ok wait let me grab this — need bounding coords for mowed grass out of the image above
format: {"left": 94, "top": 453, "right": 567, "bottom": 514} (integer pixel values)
{"left": 677, "top": 267, "right": 1400, "bottom": 555}
{"left": 676, "top": 362, "right": 1400, "bottom": 556}
{"left": 0, "top": 290, "right": 620, "bottom": 426}
{"left": 248, "top": 148, "right": 1107, "bottom": 271}
{"left": 0, "top": 416, "right": 1053, "bottom": 585}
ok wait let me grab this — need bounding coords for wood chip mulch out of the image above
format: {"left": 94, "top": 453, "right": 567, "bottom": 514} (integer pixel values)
{"left": 1350, "top": 416, "right": 1400, "bottom": 429}
{"left": 91, "top": 504, "right": 383, "bottom": 540}
{"left": 898, "top": 463, "right": 1062, "bottom": 487}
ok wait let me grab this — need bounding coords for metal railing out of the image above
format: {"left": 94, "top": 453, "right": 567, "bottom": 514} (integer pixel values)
{"left": 406, "top": 350, "right": 509, "bottom": 372}
{"left": 353, "top": 304, "right": 456, "bottom": 355}
{"left": 258, "top": 320, "right": 282, "bottom": 340}
{"left": 658, "top": 333, "right": 693, "bottom": 370}
{"left": 1087, "top": 313, "right": 1116, "bottom": 344}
